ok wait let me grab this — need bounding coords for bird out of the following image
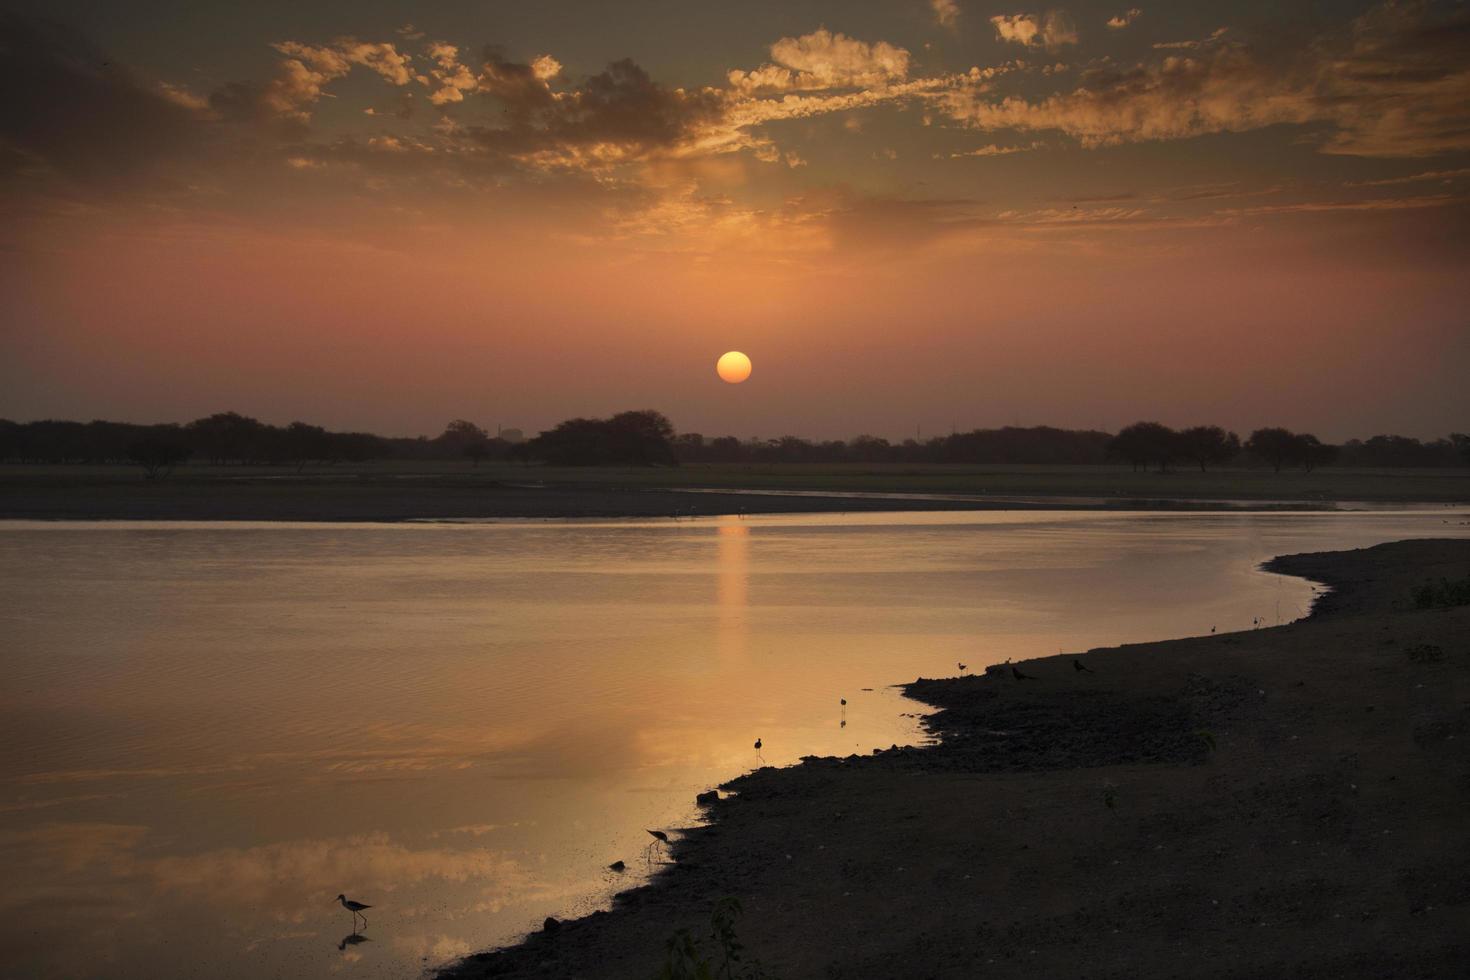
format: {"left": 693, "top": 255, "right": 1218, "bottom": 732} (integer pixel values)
{"left": 754, "top": 737, "right": 765, "bottom": 763}
{"left": 644, "top": 829, "right": 672, "bottom": 864}
{"left": 957, "top": 662, "right": 968, "bottom": 673}
{"left": 754, "top": 737, "right": 762, "bottom": 750}
{"left": 1011, "top": 665, "right": 1036, "bottom": 681}
{"left": 840, "top": 698, "right": 847, "bottom": 706}
{"left": 335, "top": 894, "right": 371, "bottom": 929}
{"left": 1073, "top": 659, "right": 1093, "bottom": 673}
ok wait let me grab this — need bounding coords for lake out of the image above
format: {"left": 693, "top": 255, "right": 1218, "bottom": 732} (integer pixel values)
{"left": 2, "top": 510, "right": 1467, "bottom": 978}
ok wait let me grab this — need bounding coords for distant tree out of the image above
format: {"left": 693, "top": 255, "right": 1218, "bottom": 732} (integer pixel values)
{"left": 606, "top": 410, "right": 678, "bottom": 466}
{"left": 1246, "top": 427, "right": 1336, "bottom": 472}
{"left": 127, "top": 437, "right": 191, "bottom": 480}
{"left": 526, "top": 410, "right": 678, "bottom": 466}
{"left": 1452, "top": 433, "right": 1470, "bottom": 466}
{"left": 1245, "top": 428, "right": 1298, "bottom": 473}
{"left": 284, "top": 421, "right": 331, "bottom": 472}
{"left": 1296, "top": 433, "right": 1336, "bottom": 472}
{"left": 848, "top": 435, "right": 892, "bottom": 463}
{"left": 438, "top": 419, "right": 493, "bottom": 466}
{"left": 1177, "top": 426, "right": 1241, "bottom": 472}
{"left": 709, "top": 436, "right": 744, "bottom": 462}
{"left": 186, "top": 411, "right": 267, "bottom": 464}
{"left": 1109, "top": 422, "right": 1177, "bottom": 472}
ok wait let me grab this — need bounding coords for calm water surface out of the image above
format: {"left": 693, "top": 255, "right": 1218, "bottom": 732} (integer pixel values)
{"left": 2, "top": 510, "right": 1467, "bottom": 978}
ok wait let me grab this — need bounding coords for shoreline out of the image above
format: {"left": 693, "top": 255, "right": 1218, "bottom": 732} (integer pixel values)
{"left": 1, "top": 464, "right": 1464, "bottom": 522}
{"left": 442, "top": 538, "right": 1470, "bottom": 979}
{"left": 0, "top": 482, "right": 1451, "bottom": 523}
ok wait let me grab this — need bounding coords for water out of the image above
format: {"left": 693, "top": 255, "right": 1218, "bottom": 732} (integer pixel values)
{"left": 1, "top": 510, "right": 1466, "bottom": 978}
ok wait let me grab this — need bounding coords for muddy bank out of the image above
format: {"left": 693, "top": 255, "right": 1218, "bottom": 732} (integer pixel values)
{"left": 443, "top": 539, "right": 1470, "bottom": 979}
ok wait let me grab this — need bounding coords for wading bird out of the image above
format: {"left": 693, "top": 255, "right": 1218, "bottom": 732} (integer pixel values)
{"left": 957, "top": 662, "right": 968, "bottom": 673}
{"left": 335, "top": 894, "right": 371, "bottom": 930}
{"left": 645, "top": 829, "right": 672, "bottom": 864}
{"left": 754, "top": 737, "right": 765, "bottom": 763}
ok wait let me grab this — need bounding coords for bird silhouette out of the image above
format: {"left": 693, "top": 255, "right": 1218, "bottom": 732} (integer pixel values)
{"left": 840, "top": 698, "right": 847, "bottom": 706}
{"left": 957, "top": 662, "right": 968, "bottom": 673}
{"left": 335, "top": 894, "right": 371, "bottom": 930}
{"left": 644, "top": 829, "right": 672, "bottom": 865}
{"left": 1073, "top": 659, "right": 1093, "bottom": 673}
{"left": 1011, "top": 665, "right": 1037, "bottom": 681}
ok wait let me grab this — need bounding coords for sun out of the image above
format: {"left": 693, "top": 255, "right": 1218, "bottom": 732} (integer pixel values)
{"left": 716, "top": 351, "right": 752, "bottom": 384}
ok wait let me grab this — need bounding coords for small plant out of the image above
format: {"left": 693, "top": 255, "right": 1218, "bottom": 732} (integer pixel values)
{"left": 1410, "top": 575, "right": 1470, "bottom": 609}
{"left": 656, "top": 897, "right": 775, "bottom": 980}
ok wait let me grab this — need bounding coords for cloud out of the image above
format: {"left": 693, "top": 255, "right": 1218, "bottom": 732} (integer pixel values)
{"left": 1346, "top": 167, "right": 1470, "bottom": 187}
{"left": 1153, "top": 27, "right": 1228, "bottom": 50}
{"left": 728, "top": 29, "right": 911, "bottom": 92}
{"left": 1107, "top": 9, "right": 1142, "bottom": 30}
{"left": 0, "top": 13, "right": 202, "bottom": 181}
{"left": 1217, "top": 194, "right": 1467, "bottom": 216}
{"left": 990, "top": 11, "right": 1079, "bottom": 49}
{"left": 424, "top": 42, "right": 478, "bottom": 105}
{"left": 945, "top": 2, "right": 1470, "bottom": 158}
{"left": 262, "top": 38, "right": 414, "bottom": 119}
{"left": 456, "top": 57, "right": 727, "bottom": 169}
{"left": 931, "top": 0, "right": 961, "bottom": 32}
{"left": 943, "top": 141, "right": 1044, "bottom": 157}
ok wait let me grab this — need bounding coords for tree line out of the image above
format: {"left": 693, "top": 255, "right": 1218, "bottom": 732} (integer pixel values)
{"left": 1, "top": 412, "right": 1466, "bottom": 476}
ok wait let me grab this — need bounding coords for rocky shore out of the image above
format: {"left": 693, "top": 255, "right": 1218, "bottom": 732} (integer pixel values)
{"left": 442, "top": 538, "right": 1470, "bottom": 979}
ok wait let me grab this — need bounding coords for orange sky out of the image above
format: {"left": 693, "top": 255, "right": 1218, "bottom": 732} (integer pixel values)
{"left": 1, "top": 1, "right": 1467, "bottom": 440}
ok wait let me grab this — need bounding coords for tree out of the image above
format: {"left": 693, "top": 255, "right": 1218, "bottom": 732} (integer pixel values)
{"left": 1245, "top": 428, "right": 1297, "bottom": 473}
{"left": 526, "top": 410, "right": 678, "bottom": 466}
{"left": 437, "top": 419, "right": 493, "bottom": 466}
{"left": 1451, "top": 433, "right": 1470, "bottom": 466}
{"left": 1108, "top": 422, "right": 1177, "bottom": 472}
{"left": 127, "top": 437, "right": 191, "bottom": 480}
{"left": 186, "top": 411, "right": 266, "bottom": 464}
{"left": 284, "top": 421, "right": 330, "bottom": 472}
{"left": 1247, "top": 427, "right": 1336, "bottom": 472}
{"left": 1296, "top": 434, "right": 1336, "bottom": 472}
{"left": 606, "top": 410, "right": 678, "bottom": 466}
{"left": 1177, "top": 426, "right": 1241, "bottom": 472}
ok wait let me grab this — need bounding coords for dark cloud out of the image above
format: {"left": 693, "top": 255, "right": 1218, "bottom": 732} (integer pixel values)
{"left": 0, "top": 13, "right": 198, "bottom": 182}
{"left": 460, "top": 57, "right": 726, "bottom": 167}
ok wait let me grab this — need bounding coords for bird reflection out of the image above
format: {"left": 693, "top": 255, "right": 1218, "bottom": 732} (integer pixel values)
{"left": 338, "top": 932, "right": 371, "bottom": 952}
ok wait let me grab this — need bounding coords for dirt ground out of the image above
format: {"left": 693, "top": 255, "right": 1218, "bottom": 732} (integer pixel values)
{"left": 442, "top": 538, "right": 1470, "bottom": 979}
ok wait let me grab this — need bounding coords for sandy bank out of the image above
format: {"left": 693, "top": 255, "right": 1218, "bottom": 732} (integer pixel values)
{"left": 443, "top": 538, "right": 1470, "bottom": 979}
